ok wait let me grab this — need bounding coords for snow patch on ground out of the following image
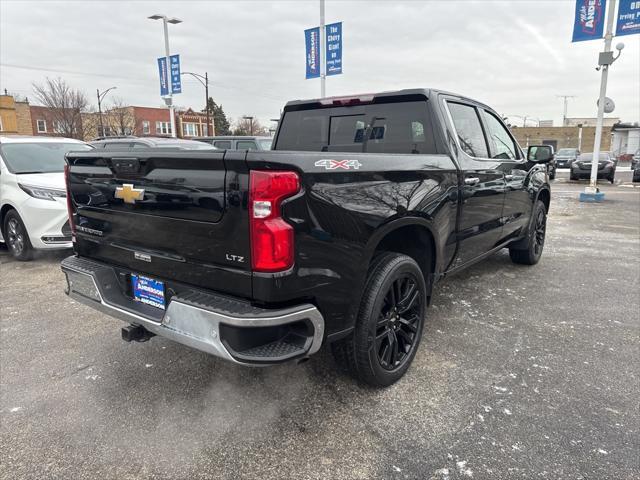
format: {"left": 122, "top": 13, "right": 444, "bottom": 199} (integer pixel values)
{"left": 456, "top": 460, "right": 473, "bottom": 477}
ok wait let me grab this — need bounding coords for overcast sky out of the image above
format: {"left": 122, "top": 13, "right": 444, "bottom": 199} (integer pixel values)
{"left": 1, "top": 0, "right": 639, "bottom": 128}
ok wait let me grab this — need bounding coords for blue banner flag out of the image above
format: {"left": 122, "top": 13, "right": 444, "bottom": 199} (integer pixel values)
{"left": 170, "top": 54, "right": 181, "bottom": 94}
{"left": 305, "top": 27, "right": 321, "bottom": 79}
{"left": 616, "top": 0, "right": 640, "bottom": 36}
{"left": 157, "top": 57, "right": 168, "bottom": 96}
{"left": 325, "top": 22, "right": 342, "bottom": 76}
{"left": 572, "top": 0, "right": 607, "bottom": 42}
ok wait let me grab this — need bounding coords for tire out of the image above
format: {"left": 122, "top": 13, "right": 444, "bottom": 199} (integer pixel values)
{"left": 3, "top": 210, "right": 33, "bottom": 261}
{"left": 331, "top": 252, "right": 426, "bottom": 387}
{"left": 570, "top": 173, "right": 578, "bottom": 181}
{"left": 509, "top": 200, "right": 546, "bottom": 266}
{"left": 609, "top": 174, "right": 615, "bottom": 184}
{"left": 549, "top": 171, "right": 556, "bottom": 180}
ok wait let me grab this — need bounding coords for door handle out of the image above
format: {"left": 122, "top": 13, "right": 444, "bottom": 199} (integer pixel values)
{"left": 464, "top": 177, "right": 480, "bottom": 186}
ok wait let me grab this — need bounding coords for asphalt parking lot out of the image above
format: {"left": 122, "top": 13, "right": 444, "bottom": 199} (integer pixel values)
{"left": 1, "top": 173, "right": 638, "bottom": 480}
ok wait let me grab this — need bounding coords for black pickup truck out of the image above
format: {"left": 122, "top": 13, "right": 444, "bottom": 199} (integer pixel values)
{"left": 61, "top": 89, "right": 552, "bottom": 386}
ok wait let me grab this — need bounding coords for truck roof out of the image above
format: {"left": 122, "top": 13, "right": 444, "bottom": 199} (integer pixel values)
{"left": 283, "top": 88, "right": 493, "bottom": 112}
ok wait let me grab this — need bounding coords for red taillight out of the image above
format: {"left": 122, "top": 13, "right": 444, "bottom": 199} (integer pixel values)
{"left": 249, "top": 170, "right": 300, "bottom": 272}
{"left": 64, "top": 164, "right": 76, "bottom": 239}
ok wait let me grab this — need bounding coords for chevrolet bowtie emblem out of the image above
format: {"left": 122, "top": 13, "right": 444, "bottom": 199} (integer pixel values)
{"left": 115, "top": 183, "right": 145, "bottom": 204}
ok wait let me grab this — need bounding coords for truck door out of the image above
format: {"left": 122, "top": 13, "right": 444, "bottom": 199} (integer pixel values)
{"left": 478, "top": 109, "right": 531, "bottom": 244}
{"left": 445, "top": 101, "right": 506, "bottom": 267}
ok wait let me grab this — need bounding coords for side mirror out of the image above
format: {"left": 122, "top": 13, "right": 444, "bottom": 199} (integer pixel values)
{"left": 527, "top": 145, "right": 554, "bottom": 163}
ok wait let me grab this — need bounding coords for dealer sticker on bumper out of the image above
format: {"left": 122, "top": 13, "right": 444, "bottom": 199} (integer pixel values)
{"left": 131, "top": 274, "right": 165, "bottom": 310}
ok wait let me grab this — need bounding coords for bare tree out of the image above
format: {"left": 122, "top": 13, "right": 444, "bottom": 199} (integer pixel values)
{"left": 232, "top": 116, "right": 268, "bottom": 136}
{"left": 105, "top": 97, "right": 135, "bottom": 136}
{"left": 32, "top": 78, "right": 88, "bottom": 139}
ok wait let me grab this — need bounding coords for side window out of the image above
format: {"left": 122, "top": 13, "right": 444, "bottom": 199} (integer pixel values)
{"left": 132, "top": 143, "right": 148, "bottom": 149}
{"left": 237, "top": 141, "right": 257, "bottom": 150}
{"left": 214, "top": 140, "right": 232, "bottom": 149}
{"left": 103, "top": 142, "right": 129, "bottom": 150}
{"left": 447, "top": 103, "right": 489, "bottom": 158}
{"left": 481, "top": 110, "right": 518, "bottom": 160}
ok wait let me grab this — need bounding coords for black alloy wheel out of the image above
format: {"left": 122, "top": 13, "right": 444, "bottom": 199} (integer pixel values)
{"left": 375, "top": 275, "right": 422, "bottom": 370}
{"left": 331, "top": 252, "right": 427, "bottom": 387}
{"left": 532, "top": 207, "right": 546, "bottom": 258}
{"left": 509, "top": 199, "right": 546, "bottom": 265}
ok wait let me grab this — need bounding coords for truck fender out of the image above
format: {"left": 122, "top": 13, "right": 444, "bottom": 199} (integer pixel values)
{"left": 362, "top": 216, "right": 441, "bottom": 290}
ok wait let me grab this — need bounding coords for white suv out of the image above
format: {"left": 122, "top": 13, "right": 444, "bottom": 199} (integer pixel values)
{"left": 0, "top": 136, "right": 92, "bottom": 260}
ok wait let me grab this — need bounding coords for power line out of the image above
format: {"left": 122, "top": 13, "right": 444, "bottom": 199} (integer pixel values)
{"left": 1, "top": 62, "right": 290, "bottom": 103}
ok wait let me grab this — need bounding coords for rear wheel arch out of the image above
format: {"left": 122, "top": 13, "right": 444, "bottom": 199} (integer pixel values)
{"left": 365, "top": 219, "right": 438, "bottom": 297}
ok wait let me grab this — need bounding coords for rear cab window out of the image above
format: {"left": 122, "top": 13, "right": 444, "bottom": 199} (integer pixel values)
{"left": 236, "top": 140, "right": 258, "bottom": 150}
{"left": 214, "top": 140, "right": 232, "bottom": 149}
{"left": 275, "top": 98, "right": 437, "bottom": 154}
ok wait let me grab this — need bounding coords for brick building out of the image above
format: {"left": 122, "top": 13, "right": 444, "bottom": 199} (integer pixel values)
{"left": 0, "top": 95, "right": 18, "bottom": 133}
{"left": 176, "top": 108, "right": 213, "bottom": 138}
{"left": 15, "top": 101, "right": 32, "bottom": 134}
{"left": 83, "top": 106, "right": 214, "bottom": 140}
{"left": 510, "top": 126, "right": 612, "bottom": 153}
{"left": 0, "top": 95, "right": 36, "bottom": 135}
{"left": 30, "top": 105, "right": 84, "bottom": 139}
{"left": 131, "top": 106, "right": 173, "bottom": 137}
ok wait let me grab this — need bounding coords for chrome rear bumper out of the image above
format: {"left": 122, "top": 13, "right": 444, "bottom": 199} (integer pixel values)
{"left": 61, "top": 256, "right": 324, "bottom": 365}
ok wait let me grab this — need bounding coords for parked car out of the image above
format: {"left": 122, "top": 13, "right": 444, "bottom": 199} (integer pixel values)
{"left": 194, "top": 136, "right": 273, "bottom": 151}
{"left": 62, "top": 88, "right": 551, "bottom": 387}
{"left": 90, "top": 137, "right": 216, "bottom": 150}
{"left": 570, "top": 152, "right": 616, "bottom": 183}
{"left": 547, "top": 147, "right": 557, "bottom": 180}
{"left": 0, "top": 136, "right": 93, "bottom": 260}
{"left": 631, "top": 149, "right": 640, "bottom": 170}
{"left": 633, "top": 160, "right": 640, "bottom": 182}
{"left": 554, "top": 148, "right": 580, "bottom": 168}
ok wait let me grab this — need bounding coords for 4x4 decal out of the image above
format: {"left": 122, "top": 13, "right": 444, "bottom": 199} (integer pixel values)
{"left": 314, "top": 159, "right": 362, "bottom": 170}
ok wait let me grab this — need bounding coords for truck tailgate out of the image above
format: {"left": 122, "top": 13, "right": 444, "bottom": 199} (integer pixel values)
{"left": 65, "top": 149, "right": 252, "bottom": 298}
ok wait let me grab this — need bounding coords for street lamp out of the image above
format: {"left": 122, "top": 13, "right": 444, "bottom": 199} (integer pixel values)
{"left": 148, "top": 14, "right": 182, "bottom": 138}
{"left": 96, "top": 86, "right": 117, "bottom": 138}
{"left": 243, "top": 116, "right": 254, "bottom": 136}
{"left": 182, "top": 71, "right": 211, "bottom": 135}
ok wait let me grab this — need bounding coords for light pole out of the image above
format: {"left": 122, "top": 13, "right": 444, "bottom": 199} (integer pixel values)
{"left": 243, "top": 116, "right": 254, "bottom": 136}
{"left": 583, "top": 0, "right": 624, "bottom": 199}
{"left": 182, "top": 71, "right": 211, "bottom": 135}
{"left": 96, "top": 86, "right": 117, "bottom": 137}
{"left": 319, "top": 0, "right": 326, "bottom": 97}
{"left": 148, "top": 14, "right": 182, "bottom": 138}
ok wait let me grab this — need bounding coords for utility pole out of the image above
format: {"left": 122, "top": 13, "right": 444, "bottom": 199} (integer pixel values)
{"left": 320, "top": 0, "right": 326, "bottom": 98}
{"left": 96, "top": 86, "right": 117, "bottom": 137}
{"left": 557, "top": 95, "right": 576, "bottom": 126}
{"left": 243, "top": 116, "right": 254, "bottom": 135}
{"left": 583, "top": 0, "right": 625, "bottom": 198}
{"left": 149, "top": 14, "right": 182, "bottom": 138}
